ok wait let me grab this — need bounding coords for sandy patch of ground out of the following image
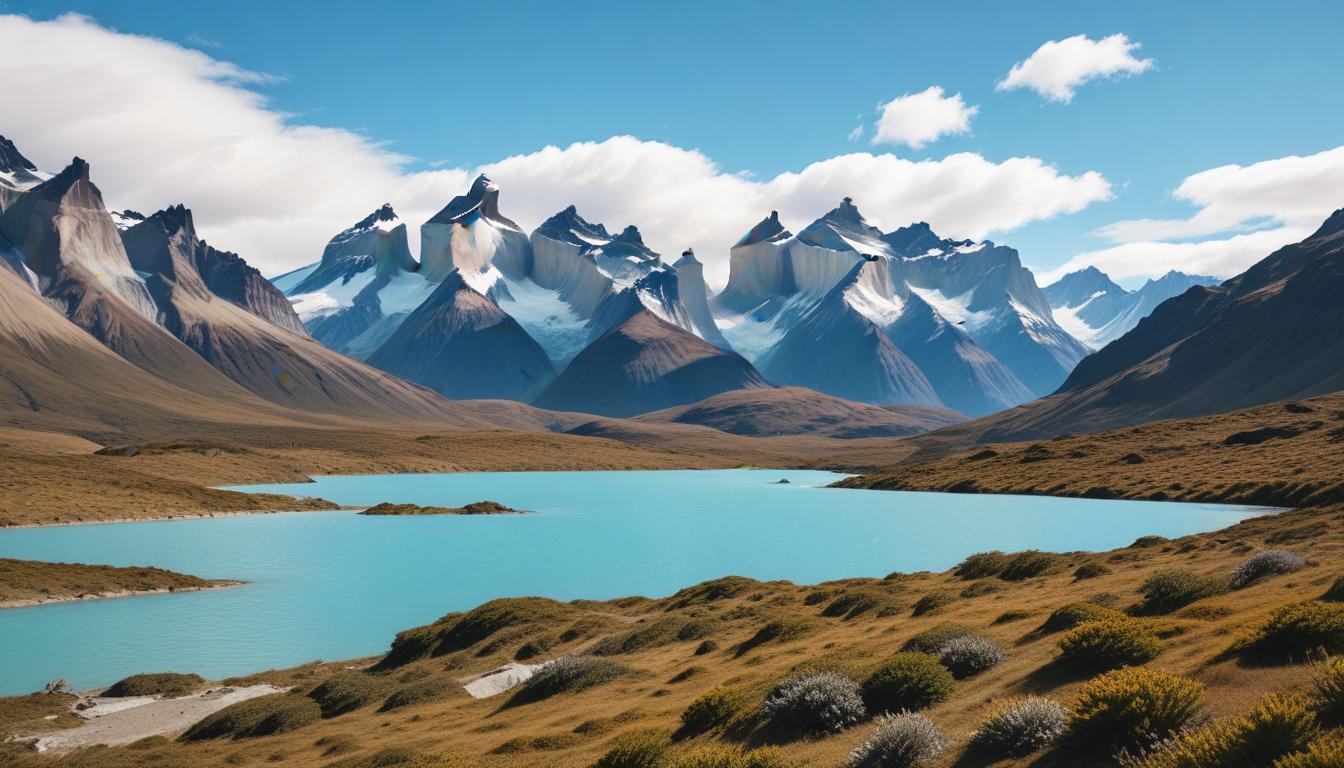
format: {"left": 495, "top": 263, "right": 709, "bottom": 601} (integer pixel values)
{"left": 24, "top": 685, "right": 286, "bottom": 752}
{"left": 462, "top": 663, "right": 538, "bottom": 699}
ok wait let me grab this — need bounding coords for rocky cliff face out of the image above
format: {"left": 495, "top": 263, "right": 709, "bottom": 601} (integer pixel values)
{"left": 272, "top": 204, "right": 433, "bottom": 357}
{"left": 420, "top": 174, "right": 531, "bottom": 286}
{"left": 713, "top": 203, "right": 1085, "bottom": 414}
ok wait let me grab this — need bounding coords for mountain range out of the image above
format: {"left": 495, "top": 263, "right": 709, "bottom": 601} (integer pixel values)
{"left": 273, "top": 183, "right": 1101, "bottom": 418}
{"left": 932, "top": 208, "right": 1344, "bottom": 444}
{"left": 1043, "top": 267, "right": 1219, "bottom": 349}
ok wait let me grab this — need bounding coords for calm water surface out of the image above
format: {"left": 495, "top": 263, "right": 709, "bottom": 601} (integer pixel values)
{"left": 0, "top": 469, "right": 1265, "bottom": 694}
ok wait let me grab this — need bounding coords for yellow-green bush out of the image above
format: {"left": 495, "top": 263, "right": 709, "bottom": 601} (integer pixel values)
{"left": 1058, "top": 618, "right": 1161, "bottom": 670}
{"left": 1240, "top": 601, "right": 1344, "bottom": 662}
{"left": 1137, "top": 570, "right": 1229, "bottom": 615}
{"left": 1311, "top": 656, "right": 1344, "bottom": 726}
{"left": 103, "top": 672, "right": 204, "bottom": 698}
{"left": 679, "top": 687, "right": 748, "bottom": 736}
{"left": 1132, "top": 693, "right": 1318, "bottom": 767}
{"left": 307, "top": 670, "right": 390, "bottom": 717}
{"left": 860, "top": 652, "right": 954, "bottom": 714}
{"left": 1040, "top": 602, "right": 1125, "bottom": 634}
{"left": 668, "top": 744, "right": 790, "bottom": 768}
{"left": 911, "top": 590, "right": 955, "bottom": 617}
{"left": 1065, "top": 667, "right": 1205, "bottom": 757}
{"left": 1274, "top": 736, "right": 1344, "bottom": 768}
{"left": 592, "top": 730, "right": 669, "bottom": 768}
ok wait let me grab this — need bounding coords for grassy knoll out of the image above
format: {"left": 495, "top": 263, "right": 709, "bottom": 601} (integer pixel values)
{"left": 0, "top": 559, "right": 239, "bottom": 607}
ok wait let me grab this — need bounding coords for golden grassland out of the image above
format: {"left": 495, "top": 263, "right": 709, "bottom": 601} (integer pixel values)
{"left": 0, "top": 558, "right": 238, "bottom": 607}
{"left": 2, "top": 393, "right": 1344, "bottom": 765}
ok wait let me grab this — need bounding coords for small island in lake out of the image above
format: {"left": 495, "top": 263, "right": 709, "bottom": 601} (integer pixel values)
{"left": 358, "top": 500, "right": 526, "bottom": 516}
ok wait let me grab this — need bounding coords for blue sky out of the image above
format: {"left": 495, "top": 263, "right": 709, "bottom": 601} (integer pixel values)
{"left": 3, "top": 1, "right": 1342, "bottom": 286}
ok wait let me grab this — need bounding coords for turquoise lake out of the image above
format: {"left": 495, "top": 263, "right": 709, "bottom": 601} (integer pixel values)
{"left": 0, "top": 469, "right": 1266, "bottom": 695}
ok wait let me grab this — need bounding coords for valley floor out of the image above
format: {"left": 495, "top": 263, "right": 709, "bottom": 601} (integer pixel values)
{"left": 2, "top": 393, "right": 1343, "bottom": 765}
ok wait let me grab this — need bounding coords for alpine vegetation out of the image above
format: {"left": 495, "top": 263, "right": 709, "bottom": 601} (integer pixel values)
{"left": 759, "top": 671, "right": 866, "bottom": 733}
{"left": 1231, "top": 551, "right": 1306, "bottom": 589}
{"left": 847, "top": 711, "right": 949, "bottom": 768}
{"left": 972, "top": 696, "right": 1068, "bottom": 758}
{"left": 938, "top": 634, "right": 1005, "bottom": 678}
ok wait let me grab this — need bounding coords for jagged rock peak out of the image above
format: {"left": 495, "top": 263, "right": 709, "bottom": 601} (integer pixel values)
{"left": 357, "top": 203, "right": 399, "bottom": 227}
{"left": 429, "top": 173, "right": 498, "bottom": 224}
{"left": 613, "top": 225, "right": 646, "bottom": 245}
{"left": 1311, "top": 207, "right": 1344, "bottom": 239}
{"left": 0, "top": 135, "right": 37, "bottom": 173}
{"left": 37, "top": 157, "right": 92, "bottom": 192}
{"left": 737, "top": 210, "right": 792, "bottom": 246}
{"left": 537, "top": 205, "right": 612, "bottom": 243}
{"left": 829, "top": 197, "right": 864, "bottom": 224}
{"left": 146, "top": 204, "right": 195, "bottom": 236}
{"left": 675, "top": 247, "right": 700, "bottom": 267}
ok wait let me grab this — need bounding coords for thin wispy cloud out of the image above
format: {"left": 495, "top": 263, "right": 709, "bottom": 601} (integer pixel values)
{"left": 998, "top": 33, "right": 1154, "bottom": 103}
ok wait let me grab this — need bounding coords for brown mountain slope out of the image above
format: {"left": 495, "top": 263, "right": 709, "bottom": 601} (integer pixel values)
{"left": 635, "top": 386, "right": 964, "bottom": 438}
{"left": 366, "top": 270, "right": 555, "bottom": 401}
{"left": 0, "top": 265, "right": 308, "bottom": 440}
{"left": 914, "top": 209, "right": 1344, "bottom": 447}
{"left": 119, "top": 205, "right": 462, "bottom": 420}
{"left": 534, "top": 310, "right": 770, "bottom": 417}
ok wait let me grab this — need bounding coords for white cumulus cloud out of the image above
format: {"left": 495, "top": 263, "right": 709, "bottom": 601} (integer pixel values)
{"left": 1039, "top": 145, "right": 1344, "bottom": 283}
{"left": 998, "top": 33, "right": 1154, "bottom": 103}
{"left": 0, "top": 13, "right": 1112, "bottom": 288}
{"left": 871, "top": 87, "right": 978, "bottom": 149}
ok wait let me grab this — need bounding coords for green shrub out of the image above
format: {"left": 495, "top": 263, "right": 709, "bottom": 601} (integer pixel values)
{"left": 1240, "top": 602, "right": 1344, "bottom": 662}
{"left": 1074, "top": 561, "right": 1113, "bottom": 580}
{"left": 180, "top": 693, "right": 321, "bottom": 740}
{"left": 956, "top": 551, "right": 1010, "bottom": 580}
{"left": 1058, "top": 618, "right": 1161, "bottom": 671}
{"left": 1000, "top": 550, "right": 1063, "bottom": 581}
{"left": 379, "top": 675, "right": 458, "bottom": 712}
{"left": 593, "top": 619, "right": 712, "bottom": 656}
{"left": 938, "top": 634, "right": 1004, "bottom": 678}
{"left": 1130, "top": 535, "right": 1169, "bottom": 548}
{"left": 860, "top": 653, "right": 954, "bottom": 713}
{"left": 759, "top": 671, "right": 865, "bottom": 733}
{"left": 1311, "top": 656, "right": 1344, "bottom": 727}
{"left": 735, "top": 617, "right": 815, "bottom": 657}
{"left": 515, "top": 635, "right": 555, "bottom": 660}
{"left": 103, "top": 672, "right": 204, "bottom": 698}
{"left": 1137, "top": 569, "right": 1228, "bottom": 614}
{"left": 1132, "top": 693, "right": 1319, "bottom": 768}
{"left": 307, "top": 671, "right": 389, "bottom": 717}
{"left": 901, "top": 623, "right": 974, "bottom": 654}
{"left": 972, "top": 696, "right": 1068, "bottom": 758}
{"left": 592, "top": 730, "right": 669, "bottom": 768}
{"left": 1065, "top": 667, "right": 1205, "bottom": 757}
{"left": 679, "top": 687, "right": 747, "bottom": 736}
{"left": 846, "top": 712, "right": 948, "bottom": 768}
{"left": 1275, "top": 736, "right": 1344, "bottom": 768}
{"left": 668, "top": 744, "right": 790, "bottom": 768}
{"left": 993, "top": 609, "right": 1033, "bottom": 624}
{"left": 507, "top": 656, "right": 630, "bottom": 706}
{"left": 959, "top": 580, "right": 1000, "bottom": 599}
{"left": 911, "top": 591, "right": 955, "bottom": 617}
{"left": 694, "top": 640, "right": 719, "bottom": 656}
{"left": 1231, "top": 551, "right": 1305, "bottom": 589}
{"left": 1040, "top": 602, "right": 1124, "bottom": 633}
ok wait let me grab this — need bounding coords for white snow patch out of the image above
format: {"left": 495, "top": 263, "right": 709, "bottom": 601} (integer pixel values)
{"left": 287, "top": 269, "right": 376, "bottom": 321}
{"left": 843, "top": 282, "right": 905, "bottom": 326}
{"left": 270, "top": 263, "right": 318, "bottom": 294}
{"left": 497, "top": 276, "right": 589, "bottom": 362}
{"left": 377, "top": 270, "right": 436, "bottom": 315}
{"left": 908, "top": 286, "right": 993, "bottom": 333}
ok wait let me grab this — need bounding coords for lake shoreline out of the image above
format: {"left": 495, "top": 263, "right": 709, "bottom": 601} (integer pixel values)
{"left": 0, "top": 580, "right": 244, "bottom": 610}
